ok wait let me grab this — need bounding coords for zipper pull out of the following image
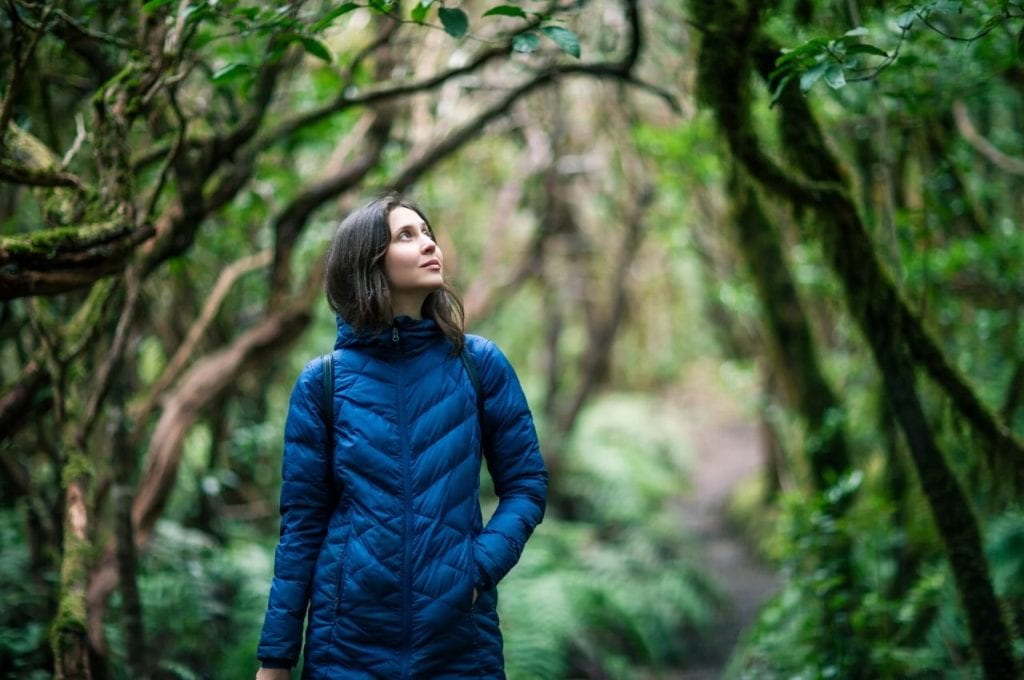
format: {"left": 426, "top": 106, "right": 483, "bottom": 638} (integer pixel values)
{"left": 392, "top": 327, "right": 399, "bottom": 343}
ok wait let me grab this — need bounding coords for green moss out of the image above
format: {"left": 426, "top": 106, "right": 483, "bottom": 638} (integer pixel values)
{"left": 60, "top": 451, "right": 95, "bottom": 489}
{"left": 0, "top": 220, "right": 123, "bottom": 258}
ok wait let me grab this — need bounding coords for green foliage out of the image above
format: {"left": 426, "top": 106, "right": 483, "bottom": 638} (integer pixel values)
{"left": 105, "top": 522, "right": 275, "bottom": 680}
{"left": 732, "top": 479, "right": 1024, "bottom": 678}
{"left": 0, "top": 511, "right": 51, "bottom": 680}
{"left": 770, "top": 27, "right": 893, "bottom": 104}
{"left": 768, "top": 1, "right": 1024, "bottom": 102}
{"left": 500, "top": 393, "right": 717, "bottom": 678}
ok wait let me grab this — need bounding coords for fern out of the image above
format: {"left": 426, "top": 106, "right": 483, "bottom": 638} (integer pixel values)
{"left": 500, "top": 393, "right": 717, "bottom": 679}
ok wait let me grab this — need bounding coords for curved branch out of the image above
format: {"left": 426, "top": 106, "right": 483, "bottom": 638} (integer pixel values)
{"left": 133, "top": 249, "right": 272, "bottom": 421}
{"left": 260, "top": 42, "right": 513, "bottom": 147}
{"left": 387, "top": 61, "right": 667, "bottom": 193}
{"left": 952, "top": 99, "right": 1024, "bottom": 176}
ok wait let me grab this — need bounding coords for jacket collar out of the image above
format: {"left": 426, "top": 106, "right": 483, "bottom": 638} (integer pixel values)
{"left": 334, "top": 315, "right": 442, "bottom": 352}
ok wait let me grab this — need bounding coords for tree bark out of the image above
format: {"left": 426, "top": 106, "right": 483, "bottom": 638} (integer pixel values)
{"left": 52, "top": 474, "right": 94, "bottom": 680}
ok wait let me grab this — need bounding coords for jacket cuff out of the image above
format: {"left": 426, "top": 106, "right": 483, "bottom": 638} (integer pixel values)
{"left": 259, "top": 658, "right": 294, "bottom": 669}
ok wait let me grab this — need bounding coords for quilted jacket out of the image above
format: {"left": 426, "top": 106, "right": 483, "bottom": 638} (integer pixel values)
{"left": 257, "top": 316, "right": 548, "bottom": 678}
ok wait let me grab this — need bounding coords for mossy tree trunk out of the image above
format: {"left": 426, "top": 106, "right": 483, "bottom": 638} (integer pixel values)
{"left": 728, "top": 167, "right": 865, "bottom": 669}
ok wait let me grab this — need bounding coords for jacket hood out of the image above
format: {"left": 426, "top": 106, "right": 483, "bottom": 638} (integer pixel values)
{"left": 334, "top": 315, "right": 442, "bottom": 352}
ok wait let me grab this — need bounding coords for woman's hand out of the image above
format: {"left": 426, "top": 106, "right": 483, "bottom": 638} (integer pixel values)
{"left": 255, "top": 666, "right": 291, "bottom": 680}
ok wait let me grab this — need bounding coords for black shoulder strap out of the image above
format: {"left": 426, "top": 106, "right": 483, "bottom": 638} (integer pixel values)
{"left": 321, "top": 351, "right": 334, "bottom": 441}
{"left": 460, "top": 347, "right": 483, "bottom": 414}
{"left": 321, "top": 351, "right": 337, "bottom": 504}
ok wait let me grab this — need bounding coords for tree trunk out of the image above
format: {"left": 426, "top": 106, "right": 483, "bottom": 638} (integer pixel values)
{"left": 51, "top": 474, "right": 94, "bottom": 680}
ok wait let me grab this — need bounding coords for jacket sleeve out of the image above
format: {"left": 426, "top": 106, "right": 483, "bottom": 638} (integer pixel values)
{"left": 257, "top": 360, "right": 332, "bottom": 667}
{"left": 470, "top": 338, "right": 548, "bottom": 592}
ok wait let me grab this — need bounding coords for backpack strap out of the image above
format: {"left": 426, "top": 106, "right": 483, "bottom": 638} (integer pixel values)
{"left": 320, "top": 351, "right": 337, "bottom": 505}
{"left": 460, "top": 347, "right": 485, "bottom": 441}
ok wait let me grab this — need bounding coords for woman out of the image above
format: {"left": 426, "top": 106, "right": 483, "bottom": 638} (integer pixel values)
{"left": 256, "top": 195, "right": 548, "bottom": 679}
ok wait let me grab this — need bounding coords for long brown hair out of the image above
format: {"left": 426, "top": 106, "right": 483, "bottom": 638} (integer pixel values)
{"left": 325, "top": 195, "right": 465, "bottom": 352}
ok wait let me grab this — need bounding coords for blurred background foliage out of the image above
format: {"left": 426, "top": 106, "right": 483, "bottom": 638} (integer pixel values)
{"left": 1, "top": 0, "right": 1023, "bottom": 678}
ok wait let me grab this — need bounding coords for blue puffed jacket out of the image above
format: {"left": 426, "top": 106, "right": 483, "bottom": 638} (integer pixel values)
{"left": 257, "top": 316, "right": 547, "bottom": 679}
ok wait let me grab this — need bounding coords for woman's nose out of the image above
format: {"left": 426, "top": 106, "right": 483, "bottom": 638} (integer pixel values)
{"left": 421, "top": 237, "right": 436, "bottom": 253}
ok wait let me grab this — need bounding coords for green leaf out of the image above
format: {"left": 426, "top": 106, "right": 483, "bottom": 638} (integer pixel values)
{"left": 799, "top": 61, "right": 829, "bottom": 92}
{"left": 411, "top": 1, "right": 431, "bottom": 23}
{"left": 438, "top": 7, "right": 469, "bottom": 38}
{"left": 824, "top": 63, "right": 846, "bottom": 89}
{"left": 512, "top": 32, "right": 540, "bottom": 53}
{"left": 896, "top": 10, "right": 916, "bottom": 30}
{"left": 300, "top": 36, "right": 334, "bottom": 63}
{"left": 483, "top": 5, "right": 528, "bottom": 18}
{"left": 844, "top": 43, "right": 888, "bottom": 57}
{"left": 540, "top": 25, "right": 580, "bottom": 58}
{"left": 843, "top": 26, "right": 869, "bottom": 37}
{"left": 311, "top": 3, "right": 360, "bottom": 32}
{"left": 770, "top": 72, "right": 795, "bottom": 106}
{"left": 142, "top": 0, "right": 175, "bottom": 12}
{"left": 211, "top": 62, "right": 251, "bottom": 83}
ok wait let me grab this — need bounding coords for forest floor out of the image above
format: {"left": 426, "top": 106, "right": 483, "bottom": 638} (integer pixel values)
{"left": 663, "top": 362, "right": 780, "bottom": 679}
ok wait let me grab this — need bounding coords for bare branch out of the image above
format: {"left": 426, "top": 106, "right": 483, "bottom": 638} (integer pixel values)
{"left": 952, "top": 99, "right": 1024, "bottom": 176}
{"left": 263, "top": 44, "right": 513, "bottom": 147}
{"left": 61, "top": 113, "right": 87, "bottom": 168}
{"left": 134, "top": 250, "right": 272, "bottom": 421}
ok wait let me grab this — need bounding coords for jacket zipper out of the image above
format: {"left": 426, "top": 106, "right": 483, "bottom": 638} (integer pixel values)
{"left": 394, "top": 326, "right": 413, "bottom": 679}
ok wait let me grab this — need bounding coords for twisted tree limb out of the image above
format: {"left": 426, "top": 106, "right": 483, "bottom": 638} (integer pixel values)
{"left": 952, "top": 100, "right": 1024, "bottom": 176}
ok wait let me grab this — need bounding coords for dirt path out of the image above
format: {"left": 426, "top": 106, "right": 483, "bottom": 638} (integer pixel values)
{"left": 667, "top": 364, "right": 780, "bottom": 679}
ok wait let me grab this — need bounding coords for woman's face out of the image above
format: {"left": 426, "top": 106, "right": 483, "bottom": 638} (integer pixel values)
{"left": 384, "top": 205, "right": 444, "bottom": 318}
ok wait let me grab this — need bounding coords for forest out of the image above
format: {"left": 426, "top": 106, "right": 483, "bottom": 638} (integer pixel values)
{"left": 1, "top": 0, "right": 1023, "bottom": 678}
